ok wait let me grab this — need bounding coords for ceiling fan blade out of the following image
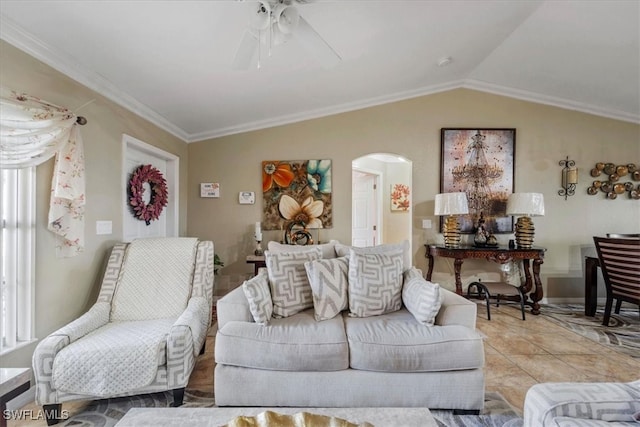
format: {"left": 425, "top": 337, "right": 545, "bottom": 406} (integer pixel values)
{"left": 296, "top": 15, "right": 341, "bottom": 68}
{"left": 232, "top": 30, "right": 258, "bottom": 70}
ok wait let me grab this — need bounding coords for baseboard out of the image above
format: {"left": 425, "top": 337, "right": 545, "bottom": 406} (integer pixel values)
{"left": 544, "top": 297, "right": 607, "bottom": 305}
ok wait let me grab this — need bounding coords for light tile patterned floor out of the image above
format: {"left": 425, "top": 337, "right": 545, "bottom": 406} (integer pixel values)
{"left": 8, "top": 304, "right": 640, "bottom": 425}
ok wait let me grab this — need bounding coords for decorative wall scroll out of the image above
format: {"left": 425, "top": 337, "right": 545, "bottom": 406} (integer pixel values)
{"left": 262, "top": 159, "right": 333, "bottom": 230}
{"left": 441, "top": 128, "right": 515, "bottom": 234}
{"left": 587, "top": 162, "right": 639, "bottom": 199}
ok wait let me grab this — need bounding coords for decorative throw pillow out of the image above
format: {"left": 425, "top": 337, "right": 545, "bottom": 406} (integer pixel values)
{"left": 305, "top": 256, "right": 349, "bottom": 321}
{"left": 268, "top": 240, "right": 339, "bottom": 259}
{"left": 266, "top": 247, "right": 322, "bottom": 318}
{"left": 402, "top": 267, "right": 444, "bottom": 326}
{"left": 242, "top": 271, "right": 272, "bottom": 325}
{"left": 348, "top": 249, "right": 403, "bottom": 317}
{"left": 336, "top": 240, "right": 411, "bottom": 272}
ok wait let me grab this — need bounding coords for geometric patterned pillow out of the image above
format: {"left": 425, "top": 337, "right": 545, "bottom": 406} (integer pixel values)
{"left": 266, "top": 247, "right": 322, "bottom": 318}
{"left": 347, "top": 249, "right": 403, "bottom": 317}
{"left": 402, "top": 267, "right": 443, "bottom": 326}
{"left": 305, "top": 256, "right": 349, "bottom": 321}
{"left": 242, "top": 271, "right": 272, "bottom": 325}
{"left": 335, "top": 240, "right": 411, "bottom": 272}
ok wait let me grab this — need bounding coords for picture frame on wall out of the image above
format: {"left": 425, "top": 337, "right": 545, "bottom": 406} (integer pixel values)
{"left": 440, "top": 128, "right": 516, "bottom": 234}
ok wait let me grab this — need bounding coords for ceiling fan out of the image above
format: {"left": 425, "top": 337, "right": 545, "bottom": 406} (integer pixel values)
{"left": 232, "top": 0, "right": 341, "bottom": 69}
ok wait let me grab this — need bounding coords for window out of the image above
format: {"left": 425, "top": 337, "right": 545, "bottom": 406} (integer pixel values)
{"left": 1, "top": 167, "right": 35, "bottom": 354}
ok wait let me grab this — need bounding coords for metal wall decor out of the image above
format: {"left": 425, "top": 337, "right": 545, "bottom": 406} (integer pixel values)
{"left": 558, "top": 156, "right": 577, "bottom": 200}
{"left": 587, "top": 162, "right": 639, "bottom": 199}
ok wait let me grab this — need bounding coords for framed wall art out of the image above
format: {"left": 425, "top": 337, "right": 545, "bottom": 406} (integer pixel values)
{"left": 262, "top": 159, "right": 332, "bottom": 230}
{"left": 440, "top": 128, "right": 516, "bottom": 234}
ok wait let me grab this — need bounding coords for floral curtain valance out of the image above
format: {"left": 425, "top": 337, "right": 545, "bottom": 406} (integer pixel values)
{"left": 0, "top": 87, "right": 86, "bottom": 257}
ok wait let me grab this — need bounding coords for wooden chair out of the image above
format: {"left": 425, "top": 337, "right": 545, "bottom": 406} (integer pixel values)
{"left": 593, "top": 236, "right": 640, "bottom": 326}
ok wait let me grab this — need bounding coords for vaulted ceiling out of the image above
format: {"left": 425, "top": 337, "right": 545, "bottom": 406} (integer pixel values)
{"left": 1, "top": 0, "right": 638, "bottom": 142}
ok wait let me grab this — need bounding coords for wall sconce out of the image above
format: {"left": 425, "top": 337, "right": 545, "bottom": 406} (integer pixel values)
{"left": 558, "top": 157, "right": 577, "bottom": 200}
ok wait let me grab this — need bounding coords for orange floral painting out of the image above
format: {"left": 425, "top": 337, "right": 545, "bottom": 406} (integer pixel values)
{"left": 261, "top": 160, "right": 332, "bottom": 230}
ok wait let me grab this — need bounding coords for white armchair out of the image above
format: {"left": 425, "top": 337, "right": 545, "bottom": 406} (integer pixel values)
{"left": 32, "top": 238, "right": 214, "bottom": 425}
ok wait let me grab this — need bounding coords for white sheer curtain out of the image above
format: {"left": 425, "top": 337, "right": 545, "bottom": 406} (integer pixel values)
{"left": 0, "top": 87, "right": 86, "bottom": 257}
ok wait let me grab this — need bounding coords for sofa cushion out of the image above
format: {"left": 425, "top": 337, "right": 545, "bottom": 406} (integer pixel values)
{"left": 215, "top": 309, "right": 349, "bottom": 371}
{"left": 242, "top": 270, "right": 272, "bottom": 325}
{"left": 268, "top": 240, "right": 338, "bottom": 259}
{"left": 305, "top": 256, "right": 349, "bottom": 321}
{"left": 402, "top": 267, "right": 444, "bottom": 326}
{"left": 266, "top": 248, "right": 322, "bottom": 318}
{"left": 344, "top": 309, "right": 484, "bottom": 372}
{"left": 347, "top": 249, "right": 404, "bottom": 317}
{"left": 52, "top": 318, "right": 174, "bottom": 396}
{"left": 335, "top": 240, "right": 411, "bottom": 272}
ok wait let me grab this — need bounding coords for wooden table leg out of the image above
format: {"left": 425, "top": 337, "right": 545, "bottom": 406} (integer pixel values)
{"left": 426, "top": 253, "right": 434, "bottom": 281}
{"left": 584, "top": 257, "right": 599, "bottom": 316}
{"left": 454, "top": 258, "right": 464, "bottom": 295}
{"left": 530, "top": 258, "right": 544, "bottom": 315}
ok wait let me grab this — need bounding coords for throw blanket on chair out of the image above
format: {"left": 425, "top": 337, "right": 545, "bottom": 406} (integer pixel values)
{"left": 51, "top": 318, "right": 175, "bottom": 396}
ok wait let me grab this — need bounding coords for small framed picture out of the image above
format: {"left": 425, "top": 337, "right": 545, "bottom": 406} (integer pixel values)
{"left": 200, "top": 183, "right": 220, "bottom": 198}
{"left": 239, "top": 191, "right": 255, "bottom": 204}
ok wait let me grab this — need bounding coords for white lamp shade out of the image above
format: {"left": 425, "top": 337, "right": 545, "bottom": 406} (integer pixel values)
{"left": 434, "top": 192, "right": 469, "bottom": 216}
{"left": 506, "top": 193, "right": 545, "bottom": 216}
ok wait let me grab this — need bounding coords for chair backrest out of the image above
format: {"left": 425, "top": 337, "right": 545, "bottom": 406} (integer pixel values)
{"left": 606, "top": 233, "right": 640, "bottom": 238}
{"left": 110, "top": 237, "right": 200, "bottom": 321}
{"left": 593, "top": 236, "right": 640, "bottom": 304}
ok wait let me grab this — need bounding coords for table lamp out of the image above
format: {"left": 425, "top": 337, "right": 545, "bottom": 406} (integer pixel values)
{"left": 506, "top": 193, "right": 545, "bottom": 248}
{"left": 434, "top": 192, "right": 469, "bottom": 248}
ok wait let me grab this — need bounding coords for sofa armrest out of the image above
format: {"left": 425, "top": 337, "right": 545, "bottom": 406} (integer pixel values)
{"left": 172, "top": 296, "right": 209, "bottom": 358}
{"left": 216, "top": 281, "right": 256, "bottom": 330}
{"left": 435, "top": 288, "right": 477, "bottom": 329}
{"left": 33, "top": 302, "right": 110, "bottom": 405}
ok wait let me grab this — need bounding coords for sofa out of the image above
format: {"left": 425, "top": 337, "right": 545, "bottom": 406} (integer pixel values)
{"left": 214, "top": 240, "right": 485, "bottom": 412}
{"left": 524, "top": 381, "right": 640, "bottom": 426}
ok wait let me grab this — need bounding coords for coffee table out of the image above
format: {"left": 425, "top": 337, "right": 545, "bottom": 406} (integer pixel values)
{"left": 115, "top": 407, "right": 436, "bottom": 426}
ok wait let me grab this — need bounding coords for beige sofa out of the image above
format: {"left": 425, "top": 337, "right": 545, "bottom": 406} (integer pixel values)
{"left": 214, "top": 246, "right": 485, "bottom": 413}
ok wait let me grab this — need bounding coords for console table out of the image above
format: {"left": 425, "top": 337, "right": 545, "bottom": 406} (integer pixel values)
{"left": 246, "top": 255, "right": 266, "bottom": 276}
{"left": 425, "top": 244, "right": 546, "bottom": 315}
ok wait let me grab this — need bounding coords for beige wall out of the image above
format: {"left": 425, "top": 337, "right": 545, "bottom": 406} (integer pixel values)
{"left": 0, "top": 41, "right": 189, "bottom": 367}
{"left": 2, "top": 38, "right": 639, "bottom": 368}
{"left": 188, "top": 88, "right": 640, "bottom": 299}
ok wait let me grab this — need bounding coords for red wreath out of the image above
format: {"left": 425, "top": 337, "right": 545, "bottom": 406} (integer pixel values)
{"left": 128, "top": 164, "right": 168, "bottom": 225}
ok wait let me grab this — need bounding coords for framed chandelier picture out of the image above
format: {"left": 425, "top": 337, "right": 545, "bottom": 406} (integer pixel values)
{"left": 440, "top": 128, "right": 516, "bottom": 234}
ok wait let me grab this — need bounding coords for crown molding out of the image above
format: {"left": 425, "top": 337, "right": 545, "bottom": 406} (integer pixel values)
{"left": 464, "top": 79, "right": 640, "bottom": 125}
{"left": 0, "top": 15, "right": 190, "bottom": 142}
{"left": 187, "top": 80, "right": 464, "bottom": 142}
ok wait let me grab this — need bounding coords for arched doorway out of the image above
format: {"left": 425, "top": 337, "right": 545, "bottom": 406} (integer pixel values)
{"left": 351, "top": 153, "right": 412, "bottom": 251}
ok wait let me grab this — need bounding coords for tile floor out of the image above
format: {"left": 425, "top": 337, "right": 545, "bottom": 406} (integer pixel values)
{"left": 8, "top": 303, "right": 640, "bottom": 425}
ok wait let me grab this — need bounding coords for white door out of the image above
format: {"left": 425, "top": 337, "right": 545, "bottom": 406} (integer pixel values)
{"left": 352, "top": 170, "right": 379, "bottom": 247}
{"left": 123, "top": 135, "right": 178, "bottom": 242}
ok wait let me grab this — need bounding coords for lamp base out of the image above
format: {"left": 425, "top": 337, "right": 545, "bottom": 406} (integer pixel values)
{"left": 514, "top": 216, "right": 535, "bottom": 248}
{"left": 254, "top": 241, "right": 264, "bottom": 256}
{"left": 443, "top": 216, "right": 462, "bottom": 248}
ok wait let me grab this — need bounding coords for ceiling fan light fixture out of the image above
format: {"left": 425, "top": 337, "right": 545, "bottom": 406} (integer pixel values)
{"left": 249, "top": 0, "right": 272, "bottom": 30}
{"left": 275, "top": 4, "right": 300, "bottom": 34}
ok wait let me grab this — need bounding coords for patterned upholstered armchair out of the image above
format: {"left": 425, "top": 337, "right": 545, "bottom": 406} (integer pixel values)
{"left": 33, "top": 238, "right": 214, "bottom": 425}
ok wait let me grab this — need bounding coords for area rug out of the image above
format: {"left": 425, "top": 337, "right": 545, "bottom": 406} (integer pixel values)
{"left": 57, "top": 391, "right": 521, "bottom": 427}
{"left": 542, "top": 304, "right": 640, "bottom": 359}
